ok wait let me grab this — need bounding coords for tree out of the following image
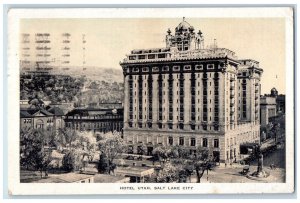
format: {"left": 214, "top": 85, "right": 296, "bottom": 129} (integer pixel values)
{"left": 57, "top": 128, "right": 78, "bottom": 149}
{"left": 97, "top": 131, "right": 125, "bottom": 174}
{"left": 156, "top": 162, "right": 178, "bottom": 183}
{"left": 33, "top": 149, "right": 52, "bottom": 178}
{"left": 136, "top": 143, "right": 147, "bottom": 160}
{"left": 97, "top": 153, "right": 109, "bottom": 173}
{"left": 177, "top": 146, "right": 190, "bottom": 159}
{"left": 62, "top": 150, "right": 76, "bottom": 172}
{"left": 20, "top": 128, "right": 52, "bottom": 178}
{"left": 194, "top": 161, "right": 208, "bottom": 183}
{"left": 152, "top": 146, "right": 168, "bottom": 164}
{"left": 62, "top": 149, "right": 84, "bottom": 172}
{"left": 76, "top": 131, "right": 97, "bottom": 162}
{"left": 271, "top": 123, "right": 280, "bottom": 142}
{"left": 166, "top": 146, "right": 180, "bottom": 159}
{"left": 193, "top": 147, "right": 213, "bottom": 183}
{"left": 266, "top": 122, "right": 274, "bottom": 139}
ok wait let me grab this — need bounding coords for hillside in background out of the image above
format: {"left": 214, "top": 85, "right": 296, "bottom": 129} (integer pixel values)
{"left": 20, "top": 65, "right": 124, "bottom": 107}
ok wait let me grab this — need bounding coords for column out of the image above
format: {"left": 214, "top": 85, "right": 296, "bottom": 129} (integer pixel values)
{"left": 152, "top": 74, "right": 158, "bottom": 128}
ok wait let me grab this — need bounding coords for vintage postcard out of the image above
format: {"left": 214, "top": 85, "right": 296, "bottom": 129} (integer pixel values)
{"left": 7, "top": 7, "right": 294, "bottom": 195}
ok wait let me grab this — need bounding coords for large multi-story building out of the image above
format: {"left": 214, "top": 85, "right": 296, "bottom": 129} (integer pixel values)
{"left": 120, "top": 19, "right": 263, "bottom": 163}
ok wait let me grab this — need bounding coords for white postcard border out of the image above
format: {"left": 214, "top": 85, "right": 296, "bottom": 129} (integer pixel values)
{"left": 7, "top": 7, "right": 294, "bottom": 195}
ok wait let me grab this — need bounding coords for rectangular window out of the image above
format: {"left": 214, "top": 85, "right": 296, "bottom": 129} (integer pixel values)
{"left": 179, "top": 137, "right": 184, "bottom": 146}
{"left": 195, "top": 64, "right": 203, "bottom": 70}
{"left": 191, "top": 138, "right": 196, "bottom": 146}
{"left": 184, "top": 65, "right": 191, "bottom": 70}
{"left": 158, "top": 54, "right": 166, "bottom": 58}
{"left": 173, "top": 66, "right": 180, "bottom": 71}
{"left": 168, "top": 137, "right": 173, "bottom": 146}
{"left": 129, "top": 55, "right": 136, "bottom": 60}
{"left": 202, "top": 138, "right": 208, "bottom": 147}
{"left": 214, "top": 139, "right": 219, "bottom": 148}
{"left": 207, "top": 64, "right": 214, "bottom": 70}
{"left": 148, "top": 54, "right": 155, "bottom": 59}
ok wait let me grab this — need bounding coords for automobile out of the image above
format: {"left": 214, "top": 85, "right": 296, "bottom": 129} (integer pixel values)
{"left": 240, "top": 165, "right": 250, "bottom": 175}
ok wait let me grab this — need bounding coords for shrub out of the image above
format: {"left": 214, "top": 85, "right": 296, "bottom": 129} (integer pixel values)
{"left": 62, "top": 151, "right": 76, "bottom": 172}
{"left": 97, "top": 153, "right": 109, "bottom": 174}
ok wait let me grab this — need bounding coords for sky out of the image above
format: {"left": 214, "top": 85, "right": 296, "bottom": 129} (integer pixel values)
{"left": 20, "top": 18, "right": 286, "bottom": 95}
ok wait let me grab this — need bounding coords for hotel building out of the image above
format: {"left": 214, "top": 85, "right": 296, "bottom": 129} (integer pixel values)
{"left": 120, "top": 19, "right": 263, "bottom": 163}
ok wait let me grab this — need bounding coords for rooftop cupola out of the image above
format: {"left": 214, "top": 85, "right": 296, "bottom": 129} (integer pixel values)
{"left": 166, "top": 17, "right": 204, "bottom": 51}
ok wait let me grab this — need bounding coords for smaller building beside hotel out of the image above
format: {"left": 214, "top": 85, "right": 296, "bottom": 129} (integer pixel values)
{"left": 260, "top": 96, "right": 277, "bottom": 128}
{"left": 20, "top": 106, "right": 64, "bottom": 131}
{"left": 64, "top": 106, "right": 123, "bottom": 133}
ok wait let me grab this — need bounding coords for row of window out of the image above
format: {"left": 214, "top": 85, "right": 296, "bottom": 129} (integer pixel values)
{"left": 130, "top": 112, "right": 220, "bottom": 121}
{"left": 138, "top": 74, "right": 143, "bottom": 119}
{"left": 128, "top": 72, "right": 220, "bottom": 80}
{"left": 65, "top": 122, "right": 122, "bottom": 128}
{"left": 68, "top": 115, "right": 120, "bottom": 119}
{"left": 129, "top": 122, "right": 220, "bottom": 131}
{"left": 167, "top": 137, "right": 219, "bottom": 148}
{"left": 129, "top": 75, "right": 134, "bottom": 120}
{"left": 169, "top": 74, "right": 174, "bottom": 120}
{"left": 158, "top": 74, "right": 163, "bottom": 120}
{"left": 128, "top": 64, "right": 217, "bottom": 72}
{"left": 191, "top": 72, "right": 196, "bottom": 121}
{"left": 23, "top": 118, "right": 54, "bottom": 124}
{"left": 132, "top": 80, "right": 220, "bottom": 88}
{"left": 23, "top": 119, "right": 32, "bottom": 123}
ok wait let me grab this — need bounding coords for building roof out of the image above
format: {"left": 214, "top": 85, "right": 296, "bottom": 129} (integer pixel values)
{"left": 30, "top": 177, "right": 68, "bottom": 183}
{"left": 176, "top": 19, "right": 192, "bottom": 30}
{"left": 115, "top": 166, "right": 154, "bottom": 177}
{"left": 56, "top": 173, "right": 94, "bottom": 182}
{"left": 65, "top": 107, "right": 123, "bottom": 117}
{"left": 33, "top": 109, "right": 54, "bottom": 116}
{"left": 48, "top": 106, "right": 65, "bottom": 116}
{"left": 20, "top": 107, "right": 55, "bottom": 118}
{"left": 20, "top": 110, "right": 33, "bottom": 118}
{"left": 32, "top": 173, "right": 94, "bottom": 183}
{"left": 121, "top": 19, "right": 261, "bottom": 69}
{"left": 93, "top": 174, "right": 129, "bottom": 183}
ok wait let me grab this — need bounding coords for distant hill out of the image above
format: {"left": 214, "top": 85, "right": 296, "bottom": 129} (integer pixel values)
{"left": 20, "top": 61, "right": 123, "bottom": 83}
{"left": 52, "top": 66, "right": 123, "bottom": 83}
{"left": 20, "top": 64, "right": 124, "bottom": 106}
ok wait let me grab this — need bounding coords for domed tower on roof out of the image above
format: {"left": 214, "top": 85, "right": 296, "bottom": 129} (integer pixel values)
{"left": 175, "top": 18, "right": 192, "bottom": 32}
{"left": 165, "top": 17, "right": 204, "bottom": 51}
{"left": 270, "top": 87, "right": 278, "bottom": 97}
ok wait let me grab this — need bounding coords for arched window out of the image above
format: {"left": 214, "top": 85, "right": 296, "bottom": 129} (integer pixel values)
{"left": 36, "top": 119, "right": 44, "bottom": 129}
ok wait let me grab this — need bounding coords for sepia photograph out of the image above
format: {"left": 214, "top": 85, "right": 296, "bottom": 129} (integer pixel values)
{"left": 6, "top": 7, "right": 294, "bottom": 195}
